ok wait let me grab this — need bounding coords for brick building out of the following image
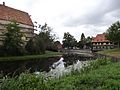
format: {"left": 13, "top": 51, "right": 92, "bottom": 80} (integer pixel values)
{"left": 92, "top": 33, "right": 114, "bottom": 51}
{"left": 0, "top": 2, "right": 34, "bottom": 45}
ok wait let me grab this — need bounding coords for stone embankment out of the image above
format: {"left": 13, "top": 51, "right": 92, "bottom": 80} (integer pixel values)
{"left": 63, "top": 49, "right": 96, "bottom": 66}
{"left": 93, "top": 53, "right": 120, "bottom": 62}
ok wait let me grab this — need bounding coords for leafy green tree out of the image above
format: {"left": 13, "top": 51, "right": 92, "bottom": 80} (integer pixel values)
{"left": 85, "top": 36, "right": 92, "bottom": 49}
{"left": 77, "top": 41, "right": 83, "bottom": 49}
{"left": 106, "top": 21, "right": 120, "bottom": 48}
{"left": 62, "top": 32, "right": 77, "bottom": 49}
{"left": 25, "top": 36, "right": 45, "bottom": 54}
{"left": 78, "top": 33, "right": 86, "bottom": 49}
{"left": 38, "top": 23, "right": 55, "bottom": 50}
{"left": 2, "top": 21, "right": 25, "bottom": 56}
{"left": 26, "top": 23, "right": 56, "bottom": 54}
{"left": 81, "top": 33, "right": 86, "bottom": 44}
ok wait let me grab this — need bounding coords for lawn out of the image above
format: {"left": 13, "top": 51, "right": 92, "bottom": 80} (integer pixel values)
{"left": 0, "top": 51, "right": 62, "bottom": 61}
{"left": 97, "top": 48, "right": 120, "bottom": 58}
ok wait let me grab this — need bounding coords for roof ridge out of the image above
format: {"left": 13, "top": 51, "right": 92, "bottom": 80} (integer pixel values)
{"left": 0, "top": 3, "right": 33, "bottom": 26}
{"left": 0, "top": 3, "right": 29, "bottom": 15}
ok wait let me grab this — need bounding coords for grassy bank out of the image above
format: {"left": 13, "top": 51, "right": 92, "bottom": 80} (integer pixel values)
{"left": 0, "top": 51, "right": 62, "bottom": 61}
{"left": 97, "top": 48, "right": 120, "bottom": 58}
{"left": 1, "top": 59, "right": 120, "bottom": 90}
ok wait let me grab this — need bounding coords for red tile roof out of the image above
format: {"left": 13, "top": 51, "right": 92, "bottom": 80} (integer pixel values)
{"left": 92, "top": 33, "right": 109, "bottom": 42}
{"left": 0, "top": 3, "right": 33, "bottom": 26}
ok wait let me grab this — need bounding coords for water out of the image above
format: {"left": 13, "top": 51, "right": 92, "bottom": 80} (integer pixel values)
{"left": 35, "top": 57, "right": 88, "bottom": 78}
{"left": 47, "top": 57, "right": 65, "bottom": 78}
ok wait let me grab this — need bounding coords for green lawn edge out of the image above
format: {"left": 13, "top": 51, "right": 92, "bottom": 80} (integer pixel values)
{"left": 0, "top": 51, "right": 62, "bottom": 61}
{"left": 97, "top": 48, "right": 120, "bottom": 58}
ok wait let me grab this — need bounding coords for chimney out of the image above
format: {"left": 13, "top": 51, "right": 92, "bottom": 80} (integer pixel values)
{"left": 3, "top": 2, "right": 5, "bottom": 6}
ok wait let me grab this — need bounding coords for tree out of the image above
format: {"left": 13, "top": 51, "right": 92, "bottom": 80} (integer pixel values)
{"left": 54, "top": 41, "right": 62, "bottom": 51}
{"left": 78, "top": 33, "right": 86, "bottom": 49}
{"left": 25, "top": 23, "right": 56, "bottom": 54}
{"left": 2, "top": 21, "right": 25, "bottom": 56}
{"left": 25, "top": 36, "right": 45, "bottom": 54}
{"left": 106, "top": 21, "right": 120, "bottom": 47}
{"left": 85, "top": 36, "right": 92, "bottom": 49}
{"left": 38, "top": 23, "right": 55, "bottom": 50}
{"left": 62, "top": 32, "right": 77, "bottom": 49}
{"left": 81, "top": 33, "right": 86, "bottom": 44}
{"left": 77, "top": 41, "right": 83, "bottom": 49}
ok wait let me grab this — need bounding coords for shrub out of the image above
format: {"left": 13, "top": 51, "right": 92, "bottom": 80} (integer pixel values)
{"left": 2, "top": 21, "right": 26, "bottom": 56}
{"left": 25, "top": 37, "right": 45, "bottom": 55}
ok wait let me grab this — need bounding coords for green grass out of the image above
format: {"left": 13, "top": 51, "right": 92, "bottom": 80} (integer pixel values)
{"left": 1, "top": 59, "right": 120, "bottom": 90}
{"left": 97, "top": 48, "right": 120, "bottom": 58}
{"left": 0, "top": 51, "right": 62, "bottom": 61}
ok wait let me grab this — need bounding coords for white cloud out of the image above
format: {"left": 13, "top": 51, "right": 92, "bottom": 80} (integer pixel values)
{"left": 1, "top": 0, "right": 120, "bottom": 42}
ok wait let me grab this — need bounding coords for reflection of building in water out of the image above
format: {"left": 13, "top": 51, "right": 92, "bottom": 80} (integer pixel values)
{"left": 0, "top": 2, "right": 34, "bottom": 45}
{"left": 92, "top": 33, "right": 114, "bottom": 51}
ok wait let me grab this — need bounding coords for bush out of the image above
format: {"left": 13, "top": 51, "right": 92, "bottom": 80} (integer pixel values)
{"left": 1, "top": 21, "right": 26, "bottom": 56}
{"left": 82, "top": 58, "right": 112, "bottom": 73}
{"left": 25, "top": 37, "right": 45, "bottom": 55}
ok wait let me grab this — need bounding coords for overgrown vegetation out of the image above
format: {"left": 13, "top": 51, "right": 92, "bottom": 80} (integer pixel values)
{"left": 25, "top": 35, "right": 45, "bottom": 55}
{"left": 25, "top": 23, "right": 61, "bottom": 55}
{"left": 27, "top": 23, "right": 57, "bottom": 54}
{"left": 62, "top": 32, "right": 92, "bottom": 49}
{"left": 97, "top": 48, "right": 120, "bottom": 58}
{"left": 0, "top": 21, "right": 61, "bottom": 56}
{"left": 1, "top": 59, "right": 120, "bottom": 90}
{"left": 106, "top": 21, "right": 120, "bottom": 48}
{"left": 62, "top": 32, "right": 77, "bottom": 49}
{"left": 0, "top": 21, "right": 25, "bottom": 56}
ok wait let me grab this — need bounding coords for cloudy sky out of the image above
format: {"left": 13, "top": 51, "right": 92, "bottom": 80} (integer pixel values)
{"left": 1, "top": 0, "right": 120, "bottom": 42}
